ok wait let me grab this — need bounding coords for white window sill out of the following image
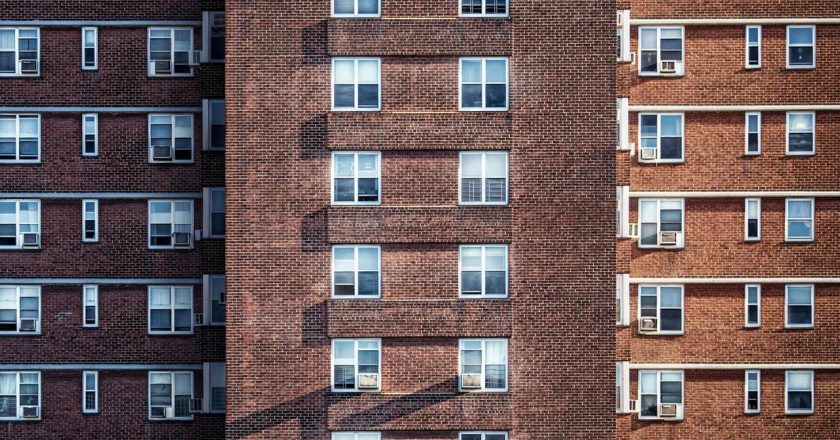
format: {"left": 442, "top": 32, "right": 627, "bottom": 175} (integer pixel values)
{"left": 785, "top": 325, "right": 814, "bottom": 330}
{"left": 639, "top": 331, "right": 684, "bottom": 336}
{"left": 786, "top": 66, "right": 816, "bottom": 70}
{"left": 331, "top": 389, "right": 381, "bottom": 394}
{"left": 459, "top": 108, "right": 509, "bottom": 112}
{"left": 638, "top": 160, "right": 684, "bottom": 165}
{"left": 638, "top": 416, "right": 684, "bottom": 422}
{"left": 331, "top": 202, "right": 382, "bottom": 206}
{"left": 147, "top": 74, "right": 195, "bottom": 79}
{"left": 785, "top": 152, "right": 815, "bottom": 156}
{"left": 638, "top": 73, "right": 684, "bottom": 78}
{"left": 459, "top": 295, "right": 509, "bottom": 300}
{"left": 332, "top": 14, "right": 382, "bottom": 18}
{"left": 784, "top": 238, "right": 813, "bottom": 243}
{"left": 331, "top": 107, "right": 381, "bottom": 112}
{"left": 459, "top": 14, "right": 510, "bottom": 18}
{"left": 148, "top": 332, "right": 195, "bottom": 336}
{"left": 331, "top": 296, "right": 382, "bottom": 300}
{"left": 459, "top": 388, "right": 508, "bottom": 393}
{"left": 148, "top": 417, "right": 194, "bottom": 422}
{"left": 459, "top": 202, "right": 509, "bottom": 207}
{"left": 785, "top": 410, "right": 814, "bottom": 416}
{"left": 0, "top": 160, "right": 40, "bottom": 164}
{"left": 638, "top": 245, "right": 685, "bottom": 250}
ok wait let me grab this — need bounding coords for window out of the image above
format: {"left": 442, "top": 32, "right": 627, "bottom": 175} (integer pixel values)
{"left": 639, "top": 113, "right": 683, "bottom": 162}
{"left": 82, "top": 200, "right": 98, "bottom": 242}
{"left": 459, "top": 245, "right": 508, "bottom": 298}
{"left": 202, "top": 100, "right": 225, "bottom": 150}
{"left": 82, "top": 371, "right": 98, "bottom": 413}
{"left": 202, "top": 12, "right": 225, "bottom": 62}
{"left": 204, "top": 362, "right": 225, "bottom": 413}
{"left": 745, "top": 370, "right": 760, "bottom": 414}
{"left": 638, "top": 199, "right": 684, "bottom": 248}
{"left": 82, "top": 114, "right": 98, "bottom": 156}
{"left": 83, "top": 285, "right": 98, "bottom": 328}
{"left": 148, "top": 286, "right": 193, "bottom": 335}
{"left": 745, "top": 284, "right": 760, "bottom": 328}
{"left": 460, "top": 0, "right": 508, "bottom": 17}
{"left": 639, "top": 27, "right": 684, "bottom": 76}
{"left": 149, "top": 114, "right": 194, "bottom": 163}
{"left": 746, "top": 26, "right": 761, "bottom": 69}
{"left": 0, "top": 28, "right": 39, "bottom": 76}
{"left": 203, "top": 274, "right": 226, "bottom": 325}
{"left": 786, "top": 371, "right": 814, "bottom": 414}
{"left": 617, "top": 98, "right": 630, "bottom": 150}
{"left": 0, "top": 286, "right": 40, "bottom": 334}
{"left": 616, "top": 274, "right": 630, "bottom": 326}
{"left": 744, "top": 198, "right": 760, "bottom": 241}
{"left": 148, "top": 200, "right": 194, "bottom": 249}
{"left": 332, "top": 339, "right": 380, "bottom": 392}
{"left": 147, "top": 28, "right": 194, "bottom": 77}
{"left": 0, "top": 200, "right": 40, "bottom": 249}
{"left": 333, "top": 0, "right": 380, "bottom": 17}
{"left": 459, "top": 339, "right": 508, "bottom": 392}
{"left": 639, "top": 285, "right": 683, "bottom": 335}
{"left": 785, "top": 198, "right": 814, "bottom": 242}
{"left": 81, "top": 27, "right": 97, "bottom": 70}
{"left": 745, "top": 112, "right": 760, "bottom": 155}
{"left": 203, "top": 188, "right": 225, "bottom": 238}
{"left": 332, "top": 152, "right": 381, "bottom": 205}
{"left": 786, "top": 112, "right": 815, "bottom": 155}
{"left": 616, "top": 361, "right": 630, "bottom": 413}
{"left": 787, "top": 26, "right": 815, "bottom": 69}
{"left": 0, "top": 114, "right": 40, "bottom": 163}
{"left": 616, "top": 186, "right": 630, "bottom": 237}
{"left": 460, "top": 58, "right": 508, "bottom": 111}
{"left": 148, "top": 371, "right": 193, "bottom": 420}
{"left": 333, "top": 433, "right": 381, "bottom": 440}
{"left": 0, "top": 372, "right": 40, "bottom": 420}
{"left": 332, "top": 58, "right": 381, "bottom": 111}
{"left": 639, "top": 370, "right": 683, "bottom": 420}
{"left": 460, "top": 433, "right": 508, "bottom": 440}
{"left": 332, "top": 245, "right": 380, "bottom": 298}
{"left": 785, "top": 285, "right": 814, "bottom": 329}
{"left": 616, "top": 11, "right": 631, "bottom": 63}
{"left": 460, "top": 152, "right": 508, "bottom": 205}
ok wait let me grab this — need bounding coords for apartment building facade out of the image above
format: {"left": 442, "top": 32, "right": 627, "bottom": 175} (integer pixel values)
{"left": 616, "top": 1, "right": 840, "bottom": 438}
{"left": 0, "top": 1, "right": 226, "bottom": 438}
{"left": 226, "top": 0, "right": 615, "bottom": 439}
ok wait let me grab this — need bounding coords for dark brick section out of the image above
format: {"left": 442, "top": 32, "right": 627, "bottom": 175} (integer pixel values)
{"left": 620, "top": 1, "right": 840, "bottom": 18}
{"left": 0, "top": 1, "right": 223, "bottom": 20}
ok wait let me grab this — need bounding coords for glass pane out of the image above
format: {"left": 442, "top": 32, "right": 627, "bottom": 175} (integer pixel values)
{"left": 788, "top": 305, "right": 812, "bottom": 325}
{"left": 640, "top": 29, "right": 657, "bottom": 50}
{"left": 485, "top": 271, "right": 505, "bottom": 295}
{"left": 485, "top": 153, "right": 507, "bottom": 177}
{"left": 333, "top": 60, "right": 354, "bottom": 84}
{"left": 19, "top": 118, "right": 38, "bottom": 138}
{"left": 787, "top": 287, "right": 812, "bottom": 304}
{"left": 333, "top": 341, "right": 355, "bottom": 361}
{"left": 357, "top": 178, "right": 379, "bottom": 202}
{"left": 358, "top": 0, "right": 379, "bottom": 14}
{"left": 788, "top": 391, "right": 812, "bottom": 410}
{"left": 485, "top": 247, "right": 506, "bottom": 270}
{"left": 150, "top": 309, "right": 171, "bottom": 331}
{"left": 660, "top": 288, "right": 682, "bottom": 307}
{"left": 358, "top": 272, "right": 379, "bottom": 296}
{"left": 640, "top": 51, "right": 657, "bottom": 72}
{"left": 660, "top": 138, "right": 681, "bottom": 160}
{"left": 788, "top": 133, "right": 813, "bottom": 152}
{"left": 460, "top": 246, "right": 482, "bottom": 268}
{"left": 789, "top": 28, "right": 814, "bottom": 45}
{"left": 661, "top": 28, "right": 682, "bottom": 40}
{"left": 660, "top": 116, "right": 681, "bottom": 137}
{"left": 639, "top": 372, "right": 657, "bottom": 393}
{"left": 334, "top": 178, "right": 355, "bottom": 202}
{"left": 462, "top": 84, "right": 482, "bottom": 108}
{"left": 640, "top": 115, "right": 657, "bottom": 136}
{"left": 789, "top": 113, "right": 813, "bottom": 132}
{"left": 661, "top": 309, "right": 682, "bottom": 331}
{"left": 748, "top": 27, "right": 759, "bottom": 42}
{"left": 357, "top": 84, "right": 378, "bottom": 108}
{"left": 788, "top": 372, "right": 812, "bottom": 390}
{"left": 461, "top": 60, "right": 481, "bottom": 82}
{"left": 461, "top": 272, "right": 481, "bottom": 294}
{"left": 174, "top": 30, "right": 191, "bottom": 51}
{"left": 485, "top": 84, "right": 507, "bottom": 108}
{"left": 334, "top": 0, "right": 354, "bottom": 14}
{"left": 357, "top": 247, "right": 378, "bottom": 271}
{"left": 333, "top": 248, "right": 355, "bottom": 271}
{"left": 486, "top": 60, "right": 507, "bottom": 83}
{"left": 358, "top": 60, "right": 379, "bottom": 83}
{"left": 789, "top": 47, "right": 814, "bottom": 65}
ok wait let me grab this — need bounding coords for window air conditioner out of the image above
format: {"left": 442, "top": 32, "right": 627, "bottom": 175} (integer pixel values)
{"left": 639, "top": 148, "right": 657, "bottom": 161}
{"left": 616, "top": 11, "right": 624, "bottom": 27}
{"left": 628, "top": 224, "right": 640, "bottom": 239}
{"left": 19, "top": 59, "right": 38, "bottom": 74}
{"left": 150, "top": 405, "right": 170, "bottom": 419}
{"left": 659, "top": 231, "right": 679, "bottom": 246}
{"left": 152, "top": 145, "right": 173, "bottom": 161}
{"left": 21, "top": 233, "right": 40, "bottom": 248}
{"left": 190, "top": 50, "right": 203, "bottom": 66}
{"left": 173, "top": 232, "right": 192, "bottom": 247}
{"left": 21, "top": 406, "right": 39, "bottom": 418}
{"left": 194, "top": 313, "right": 203, "bottom": 326}
{"left": 19, "top": 319, "right": 37, "bottom": 332}
{"left": 659, "top": 60, "right": 677, "bottom": 73}
{"left": 357, "top": 373, "right": 379, "bottom": 390}
{"left": 639, "top": 317, "right": 658, "bottom": 332}
{"left": 659, "top": 403, "right": 679, "bottom": 417}
{"left": 189, "top": 398, "right": 203, "bottom": 414}
{"left": 152, "top": 60, "right": 172, "bottom": 75}
{"left": 460, "top": 373, "right": 482, "bottom": 390}
{"left": 628, "top": 399, "right": 639, "bottom": 413}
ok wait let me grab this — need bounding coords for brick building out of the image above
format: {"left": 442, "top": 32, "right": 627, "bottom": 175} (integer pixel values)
{"left": 0, "top": 1, "right": 227, "bottom": 438}
{"left": 615, "top": 1, "right": 840, "bottom": 439}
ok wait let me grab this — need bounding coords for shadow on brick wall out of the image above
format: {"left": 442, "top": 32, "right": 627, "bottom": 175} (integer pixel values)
{"left": 301, "top": 207, "right": 329, "bottom": 253}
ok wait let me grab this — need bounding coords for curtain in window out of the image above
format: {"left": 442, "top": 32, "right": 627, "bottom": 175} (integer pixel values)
{"left": 0, "top": 288, "right": 16, "bottom": 328}
{"left": 18, "top": 202, "right": 38, "bottom": 233}
{"left": 0, "top": 373, "right": 15, "bottom": 418}
{"left": 173, "top": 202, "right": 191, "bottom": 234}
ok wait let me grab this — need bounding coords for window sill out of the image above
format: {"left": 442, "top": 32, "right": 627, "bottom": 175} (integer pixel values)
{"left": 459, "top": 389, "right": 508, "bottom": 394}
{"left": 147, "top": 74, "right": 195, "bottom": 79}
{"left": 0, "top": 75, "right": 40, "bottom": 79}
{"left": 745, "top": 66, "right": 761, "bottom": 70}
{"left": 785, "top": 152, "right": 815, "bottom": 157}
{"left": 638, "top": 73, "right": 684, "bottom": 78}
{"left": 744, "top": 325, "right": 761, "bottom": 330}
{"left": 459, "top": 296, "right": 509, "bottom": 300}
{"left": 784, "top": 239, "right": 813, "bottom": 244}
{"left": 638, "top": 416, "right": 684, "bottom": 422}
{"left": 332, "top": 14, "right": 382, "bottom": 19}
{"left": 331, "top": 296, "right": 382, "bottom": 300}
{"left": 786, "top": 66, "right": 816, "bottom": 71}
{"left": 785, "top": 411, "right": 814, "bottom": 416}
{"left": 0, "top": 248, "right": 41, "bottom": 251}
{"left": 331, "top": 389, "right": 381, "bottom": 394}
{"left": 331, "top": 107, "right": 381, "bottom": 113}
{"left": 744, "top": 238, "right": 761, "bottom": 243}
{"left": 331, "top": 202, "right": 382, "bottom": 207}
{"left": 147, "top": 332, "right": 195, "bottom": 336}
{"left": 0, "top": 418, "right": 41, "bottom": 422}
{"left": 148, "top": 247, "right": 195, "bottom": 251}
{"left": 784, "top": 325, "right": 814, "bottom": 330}
{"left": 148, "top": 417, "right": 194, "bottom": 422}
{"left": 459, "top": 14, "right": 510, "bottom": 19}
{"left": 638, "top": 245, "right": 684, "bottom": 250}
{"left": 459, "top": 108, "right": 509, "bottom": 113}
{"left": 638, "top": 332, "right": 684, "bottom": 336}
{"left": 0, "top": 161, "right": 41, "bottom": 164}
{"left": 637, "top": 160, "right": 684, "bottom": 165}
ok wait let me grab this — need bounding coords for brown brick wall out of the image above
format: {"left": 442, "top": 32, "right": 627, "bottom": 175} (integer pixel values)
{"left": 624, "top": 1, "right": 840, "bottom": 19}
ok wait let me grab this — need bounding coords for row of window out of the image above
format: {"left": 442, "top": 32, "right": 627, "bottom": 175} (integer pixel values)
{"left": 0, "top": 366, "right": 225, "bottom": 421}
{"left": 616, "top": 197, "right": 816, "bottom": 248}
{"left": 616, "top": 21, "right": 819, "bottom": 72}
{"left": 333, "top": 434, "right": 506, "bottom": 440}
{"left": 332, "top": 339, "right": 508, "bottom": 392}
{"left": 333, "top": 0, "right": 508, "bottom": 17}
{"left": 614, "top": 282, "right": 818, "bottom": 334}
{"left": 616, "top": 367, "right": 815, "bottom": 419}
{"left": 0, "top": 17, "right": 224, "bottom": 77}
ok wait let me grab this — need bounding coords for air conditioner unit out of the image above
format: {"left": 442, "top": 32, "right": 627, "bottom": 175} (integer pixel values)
{"left": 639, "top": 317, "right": 658, "bottom": 332}
{"left": 660, "top": 60, "right": 677, "bottom": 73}
{"left": 616, "top": 11, "right": 624, "bottom": 27}
{"left": 659, "top": 231, "right": 679, "bottom": 246}
{"left": 659, "top": 403, "right": 679, "bottom": 417}
{"left": 21, "top": 406, "right": 39, "bottom": 418}
{"left": 190, "top": 50, "right": 203, "bottom": 66}
{"left": 19, "top": 319, "right": 37, "bottom": 332}
{"left": 19, "top": 59, "right": 38, "bottom": 74}
{"left": 150, "top": 405, "right": 170, "bottom": 419}
{"left": 194, "top": 313, "right": 203, "bottom": 326}
{"left": 152, "top": 145, "right": 173, "bottom": 161}
{"left": 357, "top": 373, "right": 379, "bottom": 390}
{"left": 189, "top": 398, "right": 203, "bottom": 414}
{"left": 174, "top": 232, "right": 192, "bottom": 247}
{"left": 460, "top": 373, "right": 482, "bottom": 390}
{"left": 627, "top": 224, "right": 640, "bottom": 239}
{"left": 154, "top": 60, "right": 173, "bottom": 75}
{"left": 628, "top": 399, "right": 639, "bottom": 413}
{"left": 639, "top": 148, "right": 657, "bottom": 161}
{"left": 21, "top": 233, "right": 40, "bottom": 248}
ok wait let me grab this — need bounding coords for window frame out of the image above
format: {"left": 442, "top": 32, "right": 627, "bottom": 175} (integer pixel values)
{"left": 82, "top": 284, "right": 98, "bottom": 328}
{"left": 745, "top": 112, "right": 761, "bottom": 155}
{"left": 0, "top": 371, "right": 41, "bottom": 421}
{"left": 203, "top": 187, "right": 225, "bottom": 238}
{"left": 331, "top": 151, "right": 382, "bottom": 206}
{"left": 786, "top": 25, "right": 816, "bottom": 70}
{"left": 745, "top": 25, "right": 761, "bottom": 69}
{"left": 202, "top": 99, "right": 225, "bottom": 151}
{"left": 82, "top": 199, "right": 98, "bottom": 243}
{"left": 203, "top": 362, "right": 226, "bottom": 414}
{"left": 616, "top": 11, "right": 631, "bottom": 63}
{"left": 0, "top": 285, "right": 41, "bottom": 335}
{"left": 459, "top": 151, "right": 509, "bottom": 206}
{"left": 638, "top": 113, "right": 684, "bottom": 163}
{"left": 785, "top": 198, "right": 814, "bottom": 242}
{"left": 458, "top": 244, "right": 509, "bottom": 299}
{"left": 458, "top": 433, "right": 509, "bottom": 440}
{"left": 331, "top": 57, "right": 382, "bottom": 112}
{"left": 81, "top": 113, "right": 98, "bottom": 157}
{"left": 0, "top": 200, "right": 40, "bottom": 250}
{"left": 744, "top": 370, "right": 760, "bottom": 414}
{"left": 203, "top": 274, "right": 226, "bottom": 326}
{"left": 332, "top": 433, "right": 382, "bottom": 440}
{"left": 0, "top": 113, "right": 41, "bottom": 164}
{"left": 459, "top": 57, "right": 509, "bottom": 111}
{"left": 459, "top": 0, "right": 509, "bottom": 18}
{"left": 638, "top": 370, "right": 684, "bottom": 421}
{"left": 147, "top": 27, "right": 194, "bottom": 78}
{"left": 786, "top": 112, "right": 815, "bottom": 156}
{"left": 744, "top": 284, "right": 760, "bottom": 328}
{"left": 785, "top": 284, "right": 814, "bottom": 329}
{"left": 201, "top": 12, "right": 225, "bottom": 63}
{"left": 81, "top": 27, "right": 98, "bottom": 70}
{"left": 332, "top": 0, "right": 381, "bottom": 18}
{"left": 331, "top": 245, "right": 381, "bottom": 299}
{"left": 147, "top": 371, "right": 194, "bottom": 421}
{"left": 148, "top": 113, "right": 195, "bottom": 164}
{"left": 147, "top": 200, "right": 194, "bottom": 250}
{"left": 0, "top": 27, "right": 40, "bottom": 77}
{"left": 82, "top": 371, "right": 98, "bottom": 414}
{"left": 744, "top": 198, "right": 760, "bottom": 241}
{"left": 458, "top": 338, "right": 508, "bottom": 393}
{"left": 616, "top": 273, "right": 630, "bottom": 326}
{"left": 637, "top": 26, "right": 685, "bottom": 76}
{"left": 637, "top": 198, "right": 685, "bottom": 249}
{"left": 638, "top": 284, "right": 684, "bottom": 335}
{"left": 331, "top": 338, "right": 381, "bottom": 393}
{"left": 785, "top": 370, "right": 814, "bottom": 415}
{"left": 147, "top": 286, "right": 194, "bottom": 335}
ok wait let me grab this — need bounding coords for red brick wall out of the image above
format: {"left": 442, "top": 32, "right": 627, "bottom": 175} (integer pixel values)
{"left": 624, "top": 2, "right": 839, "bottom": 18}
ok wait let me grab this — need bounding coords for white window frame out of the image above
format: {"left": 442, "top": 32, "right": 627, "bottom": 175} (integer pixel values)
{"left": 82, "top": 371, "right": 98, "bottom": 414}
{"left": 0, "top": 371, "right": 41, "bottom": 421}
{"left": 0, "top": 285, "right": 41, "bottom": 335}
{"left": 638, "top": 370, "right": 684, "bottom": 421}
{"left": 458, "top": 433, "right": 509, "bottom": 440}
{"left": 82, "top": 285, "right": 98, "bottom": 328}
{"left": 147, "top": 200, "right": 194, "bottom": 250}
{"left": 638, "top": 26, "right": 684, "bottom": 76}
{"left": 201, "top": 12, "right": 225, "bottom": 63}
{"left": 616, "top": 273, "right": 630, "bottom": 326}
{"left": 616, "top": 361, "right": 631, "bottom": 413}
{"left": 332, "top": 433, "right": 382, "bottom": 440}
{"left": 331, "top": 338, "right": 381, "bottom": 393}
{"left": 785, "top": 198, "right": 814, "bottom": 242}
{"left": 638, "top": 285, "right": 684, "bottom": 335}
{"left": 148, "top": 114, "right": 195, "bottom": 164}
{"left": 0, "top": 114, "right": 41, "bottom": 163}
{"left": 147, "top": 371, "right": 194, "bottom": 420}
{"left": 147, "top": 286, "right": 194, "bottom": 335}
{"left": 745, "top": 112, "right": 761, "bottom": 155}
{"left": 459, "top": 57, "right": 509, "bottom": 111}
{"left": 617, "top": 186, "right": 630, "bottom": 238}
{"left": 459, "top": 0, "right": 509, "bottom": 18}
{"left": 638, "top": 113, "right": 684, "bottom": 163}
{"left": 202, "top": 362, "right": 225, "bottom": 414}
{"left": 637, "top": 198, "right": 685, "bottom": 249}
{"left": 616, "top": 98, "right": 630, "bottom": 151}
{"left": 786, "top": 112, "right": 815, "bottom": 156}
{"left": 81, "top": 27, "right": 97, "bottom": 70}
{"left": 744, "top": 370, "right": 760, "bottom": 414}
{"left": 0, "top": 28, "right": 40, "bottom": 77}
{"left": 202, "top": 99, "right": 225, "bottom": 151}
{"left": 744, "top": 284, "right": 760, "bottom": 328}
{"left": 82, "top": 199, "right": 98, "bottom": 242}
{"left": 331, "top": 245, "right": 381, "bottom": 299}
{"left": 745, "top": 25, "right": 761, "bottom": 69}
{"left": 616, "top": 11, "right": 631, "bottom": 63}
{"left": 785, "top": 284, "right": 814, "bottom": 329}
{"left": 786, "top": 25, "right": 816, "bottom": 70}
{"left": 81, "top": 113, "right": 98, "bottom": 157}
{"left": 331, "top": 58, "right": 381, "bottom": 112}
{"left": 458, "top": 338, "right": 508, "bottom": 393}
{"left": 458, "top": 244, "right": 508, "bottom": 298}
{"left": 147, "top": 27, "right": 194, "bottom": 77}
{"left": 459, "top": 151, "right": 509, "bottom": 205}
{"left": 332, "top": 0, "right": 381, "bottom": 18}
{"left": 203, "top": 187, "right": 225, "bottom": 238}
{"left": 785, "top": 370, "right": 814, "bottom": 415}
{"left": 0, "top": 200, "right": 41, "bottom": 250}
{"left": 744, "top": 198, "right": 760, "bottom": 241}
{"left": 202, "top": 274, "right": 226, "bottom": 326}
{"left": 331, "top": 152, "right": 382, "bottom": 206}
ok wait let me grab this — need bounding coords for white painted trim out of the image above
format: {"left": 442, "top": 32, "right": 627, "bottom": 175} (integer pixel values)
{"left": 458, "top": 151, "right": 509, "bottom": 206}
{"left": 0, "top": 20, "right": 201, "bottom": 27}
{"left": 81, "top": 199, "right": 98, "bottom": 242}
{"left": 331, "top": 151, "right": 382, "bottom": 206}
{"left": 630, "top": 191, "right": 840, "bottom": 198}
{"left": 148, "top": 113, "right": 195, "bottom": 164}
{"left": 630, "top": 18, "right": 840, "bottom": 26}
{"left": 82, "top": 285, "right": 98, "bottom": 328}
{"left": 0, "top": 192, "right": 202, "bottom": 199}
{"left": 147, "top": 27, "right": 194, "bottom": 78}
{"left": 147, "top": 371, "right": 194, "bottom": 421}
{"left": 82, "top": 371, "right": 98, "bottom": 414}
{"left": 332, "top": 0, "right": 383, "bottom": 18}
{"left": 629, "top": 105, "right": 840, "bottom": 112}
{"left": 785, "top": 198, "right": 815, "bottom": 242}
{"left": 0, "top": 278, "right": 201, "bottom": 285}
{"left": 745, "top": 370, "right": 760, "bottom": 414}
{"left": 331, "top": 245, "right": 382, "bottom": 299}
{"left": 147, "top": 200, "right": 195, "bottom": 250}
{"left": 744, "top": 198, "right": 760, "bottom": 241}
{"left": 744, "top": 112, "right": 761, "bottom": 155}
{"left": 331, "top": 57, "right": 382, "bottom": 112}
{"left": 638, "top": 284, "right": 684, "bottom": 335}
{"left": 631, "top": 277, "right": 840, "bottom": 284}
{"left": 617, "top": 98, "right": 630, "bottom": 151}
{"left": 0, "top": 107, "right": 202, "bottom": 113}
{"left": 745, "top": 25, "right": 761, "bottom": 69}
{"left": 744, "top": 284, "right": 761, "bottom": 328}
{"left": 458, "top": 338, "right": 509, "bottom": 393}
{"left": 147, "top": 285, "right": 194, "bottom": 335}
{"left": 616, "top": 274, "right": 630, "bottom": 326}
{"left": 617, "top": 186, "right": 630, "bottom": 238}
{"left": 458, "top": 57, "right": 509, "bottom": 112}
{"left": 458, "top": 244, "right": 509, "bottom": 299}
{"left": 81, "top": 27, "right": 97, "bottom": 70}
{"left": 784, "top": 284, "right": 814, "bottom": 329}
{"left": 786, "top": 111, "right": 816, "bottom": 156}
{"left": 617, "top": 11, "right": 632, "bottom": 63}
{"left": 0, "top": 364, "right": 202, "bottom": 370}
{"left": 331, "top": 338, "right": 382, "bottom": 393}
{"left": 630, "top": 363, "right": 840, "bottom": 370}
{"left": 786, "top": 25, "right": 816, "bottom": 70}
{"left": 637, "top": 112, "right": 684, "bottom": 163}
{"left": 637, "top": 26, "right": 685, "bottom": 77}
{"left": 81, "top": 113, "right": 98, "bottom": 157}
